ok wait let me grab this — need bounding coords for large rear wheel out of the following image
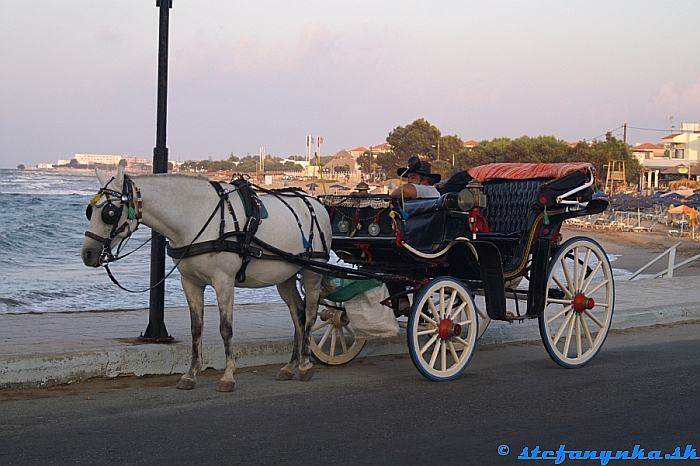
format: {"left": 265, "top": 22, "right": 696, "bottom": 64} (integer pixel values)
{"left": 407, "top": 277, "right": 479, "bottom": 381}
{"left": 539, "top": 237, "right": 614, "bottom": 368}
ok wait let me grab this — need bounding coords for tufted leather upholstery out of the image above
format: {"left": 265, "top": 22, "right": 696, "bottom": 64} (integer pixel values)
{"left": 482, "top": 179, "right": 548, "bottom": 233}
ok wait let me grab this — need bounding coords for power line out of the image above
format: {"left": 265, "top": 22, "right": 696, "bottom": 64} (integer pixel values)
{"left": 585, "top": 124, "right": 674, "bottom": 143}
{"left": 584, "top": 126, "right": 622, "bottom": 142}
{"left": 626, "top": 125, "right": 674, "bottom": 132}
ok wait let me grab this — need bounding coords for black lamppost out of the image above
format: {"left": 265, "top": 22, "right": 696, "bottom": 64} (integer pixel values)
{"left": 140, "top": 0, "right": 173, "bottom": 342}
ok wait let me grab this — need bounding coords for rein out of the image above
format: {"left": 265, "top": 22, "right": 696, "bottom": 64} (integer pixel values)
{"left": 102, "top": 183, "right": 239, "bottom": 293}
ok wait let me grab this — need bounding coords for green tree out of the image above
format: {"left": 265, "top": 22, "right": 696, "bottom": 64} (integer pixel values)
{"left": 375, "top": 151, "right": 399, "bottom": 175}
{"left": 386, "top": 118, "right": 441, "bottom": 163}
{"left": 17, "top": 164, "right": 25, "bottom": 170}
{"left": 438, "top": 135, "right": 465, "bottom": 165}
{"left": 569, "top": 133, "right": 639, "bottom": 184}
{"left": 462, "top": 136, "right": 571, "bottom": 168}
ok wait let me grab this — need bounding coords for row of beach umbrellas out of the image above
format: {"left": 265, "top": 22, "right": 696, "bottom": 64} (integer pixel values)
{"left": 593, "top": 191, "right": 700, "bottom": 210}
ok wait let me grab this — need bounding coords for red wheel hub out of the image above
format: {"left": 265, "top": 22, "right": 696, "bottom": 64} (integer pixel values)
{"left": 438, "top": 318, "right": 462, "bottom": 340}
{"left": 573, "top": 293, "right": 595, "bottom": 313}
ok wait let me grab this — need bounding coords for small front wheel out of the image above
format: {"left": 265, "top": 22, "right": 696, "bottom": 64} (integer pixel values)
{"left": 310, "top": 304, "right": 366, "bottom": 365}
{"left": 407, "top": 278, "right": 479, "bottom": 381}
{"left": 539, "top": 237, "right": 614, "bottom": 368}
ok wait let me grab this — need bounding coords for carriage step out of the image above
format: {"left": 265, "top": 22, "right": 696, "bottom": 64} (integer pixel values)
{"left": 470, "top": 242, "right": 508, "bottom": 321}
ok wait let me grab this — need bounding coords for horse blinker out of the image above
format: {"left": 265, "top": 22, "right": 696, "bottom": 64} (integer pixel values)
{"left": 101, "top": 202, "right": 121, "bottom": 225}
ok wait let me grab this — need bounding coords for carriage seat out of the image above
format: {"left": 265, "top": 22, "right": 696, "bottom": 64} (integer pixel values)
{"left": 468, "top": 162, "right": 595, "bottom": 234}
{"left": 401, "top": 193, "right": 469, "bottom": 253}
{"left": 401, "top": 193, "right": 466, "bottom": 217}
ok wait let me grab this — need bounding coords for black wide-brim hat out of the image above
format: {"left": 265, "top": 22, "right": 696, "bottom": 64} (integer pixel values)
{"left": 397, "top": 156, "right": 441, "bottom": 184}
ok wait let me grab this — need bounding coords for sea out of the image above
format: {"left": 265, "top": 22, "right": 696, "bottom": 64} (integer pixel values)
{"left": 0, "top": 169, "right": 283, "bottom": 314}
{"left": 0, "top": 169, "right": 635, "bottom": 315}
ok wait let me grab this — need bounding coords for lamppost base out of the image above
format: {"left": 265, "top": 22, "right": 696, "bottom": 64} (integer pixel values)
{"left": 138, "top": 333, "right": 175, "bottom": 343}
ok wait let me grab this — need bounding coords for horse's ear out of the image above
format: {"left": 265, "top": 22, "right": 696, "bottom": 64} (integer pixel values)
{"left": 115, "top": 165, "right": 125, "bottom": 188}
{"left": 95, "top": 167, "right": 110, "bottom": 186}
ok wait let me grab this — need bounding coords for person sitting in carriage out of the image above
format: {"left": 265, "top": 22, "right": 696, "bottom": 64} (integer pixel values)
{"left": 391, "top": 156, "right": 441, "bottom": 199}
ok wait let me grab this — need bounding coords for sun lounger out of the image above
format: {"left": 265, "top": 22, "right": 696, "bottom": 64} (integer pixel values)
{"left": 633, "top": 220, "right": 657, "bottom": 232}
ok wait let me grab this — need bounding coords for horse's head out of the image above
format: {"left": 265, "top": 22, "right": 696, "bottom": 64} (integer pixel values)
{"left": 81, "top": 165, "right": 141, "bottom": 267}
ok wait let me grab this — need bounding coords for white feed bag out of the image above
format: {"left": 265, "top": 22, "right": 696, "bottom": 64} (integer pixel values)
{"left": 343, "top": 284, "right": 399, "bottom": 339}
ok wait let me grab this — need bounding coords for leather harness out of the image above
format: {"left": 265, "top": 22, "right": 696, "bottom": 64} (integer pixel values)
{"left": 166, "top": 178, "right": 329, "bottom": 283}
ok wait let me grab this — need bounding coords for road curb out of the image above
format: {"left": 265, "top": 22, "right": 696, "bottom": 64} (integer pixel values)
{"left": 3, "top": 305, "right": 700, "bottom": 388}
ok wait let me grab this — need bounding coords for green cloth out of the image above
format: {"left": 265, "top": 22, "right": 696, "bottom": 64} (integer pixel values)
{"left": 323, "top": 278, "right": 383, "bottom": 302}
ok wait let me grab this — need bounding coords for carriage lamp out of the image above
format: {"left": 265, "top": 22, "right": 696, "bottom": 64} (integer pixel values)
{"left": 456, "top": 180, "right": 489, "bottom": 239}
{"left": 456, "top": 180, "right": 486, "bottom": 211}
{"left": 354, "top": 181, "right": 371, "bottom": 193}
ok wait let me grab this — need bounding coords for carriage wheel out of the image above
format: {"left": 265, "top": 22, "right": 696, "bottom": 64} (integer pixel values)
{"left": 407, "top": 277, "right": 479, "bottom": 381}
{"left": 310, "top": 304, "right": 366, "bottom": 365}
{"left": 539, "top": 237, "right": 614, "bottom": 368}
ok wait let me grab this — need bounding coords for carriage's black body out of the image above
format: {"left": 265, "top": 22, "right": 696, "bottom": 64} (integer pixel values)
{"left": 313, "top": 163, "right": 615, "bottom": 379}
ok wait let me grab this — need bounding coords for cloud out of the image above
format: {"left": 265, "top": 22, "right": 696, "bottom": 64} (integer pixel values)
{"left": 93, "top": 27, "right": 121, "bottom": 44}
{"left": 649, "top": 77, "right": 700, "bottom": 113}
{"left": 171, "top": 24, "right": 374, "bottom": 84}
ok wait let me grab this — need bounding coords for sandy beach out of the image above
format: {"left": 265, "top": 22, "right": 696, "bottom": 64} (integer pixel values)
{"left": 561, "top": 224, "right": 700, "bottom": 278}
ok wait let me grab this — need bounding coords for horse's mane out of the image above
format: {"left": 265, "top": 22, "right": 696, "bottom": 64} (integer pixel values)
{"left": 131, "top": 172, "right": 210, "bottom": 181}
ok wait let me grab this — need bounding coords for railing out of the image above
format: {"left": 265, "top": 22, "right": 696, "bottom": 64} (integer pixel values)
{"left": 627, "top": 241, "right": 700, "bottom": 280}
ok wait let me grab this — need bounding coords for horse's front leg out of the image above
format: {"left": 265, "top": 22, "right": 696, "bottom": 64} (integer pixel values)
{"left": 176, "top": 278, "right": 205, "bottom": 390}
{"left": 214, "top": 283, "right": 236, "bottom": 392}
{"left": 275, "top": 275, "right": 306, "bottom": 381}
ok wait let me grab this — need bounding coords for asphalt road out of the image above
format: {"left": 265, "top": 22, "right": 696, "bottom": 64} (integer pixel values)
{"left": 1, "top": 322, "right": 699, "bottom": 466}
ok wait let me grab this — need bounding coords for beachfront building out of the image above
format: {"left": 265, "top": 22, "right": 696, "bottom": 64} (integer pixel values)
{"left": 348, "top": 143, "right": 393, "bottom": 160}
{"left": 464, "top": 140, "right": 478, "bottom": 151}
{"left": 322, "top": 149, "right": 361, "bottom": 180}
{"left": 74, "top": 154, "right": 148, "bottom": 167}
{"left": 634, "top": 130, "right": 700, "bottom": 189}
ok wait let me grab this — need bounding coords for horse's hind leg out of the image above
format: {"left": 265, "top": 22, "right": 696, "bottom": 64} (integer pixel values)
{"left": 275, "top": 271, "right": 322, "bottom": 381}
{"left": 275, "top": 275, "right": 306, "bottom": 381}
{"left": 214, "top": 283, "right": 236, "bottom": 392}
{"left": 298, "top": 270, "right": 322, "bottom": 381}
{"left": 176, "top": 278, "right": 205, "bottom": 390}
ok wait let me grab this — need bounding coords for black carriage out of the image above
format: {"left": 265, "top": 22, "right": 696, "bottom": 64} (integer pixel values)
{"left": 312, "top": 162, "right": 614, "bottom": 381}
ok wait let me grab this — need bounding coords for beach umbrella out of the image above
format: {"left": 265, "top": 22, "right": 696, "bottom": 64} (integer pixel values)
{"left": 652, "top": 197, "right": 676, "bottom": 206}
{"left": 668, "top": 204, "right": 698, "bottom": 235}
{"left": 662, "top": 192, "right": 685, "bottom": 201}
{"left": 685, "top": 193, "right": 700, "bottom": 202}
{"left": 609, "top": 195, "right": 628, "bottom": 208}
{"left": 339, "top": 186, "right": 351, "bottom": 191}
{"left": 306, "top": 182, "right": 318, "bottom": 190}
{"left": 329, "top": 184, "right": 344, "bottom": 188}
{"left": 668, "top": 205, "right": 695, "bottom": 215}
{"left": 626, "top": 198, "right": 652, "bottom": 209}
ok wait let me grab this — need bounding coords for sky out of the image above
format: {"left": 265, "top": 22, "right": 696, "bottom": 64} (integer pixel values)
{"left": 2, "top": 0, "right": 700, "bottom": 169}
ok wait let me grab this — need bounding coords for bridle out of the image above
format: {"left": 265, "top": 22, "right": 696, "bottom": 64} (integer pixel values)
{"left": 84, "top": 175, "right": 143, "bottom": 265}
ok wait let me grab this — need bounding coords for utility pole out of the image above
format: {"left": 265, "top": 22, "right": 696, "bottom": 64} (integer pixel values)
{"left": 140, "top": 0, "right": 173, "bottom": 342}
{"left": 315, "top": 136, "right": 323, "bottom": 179}
{"left": 305, "top": 135, "right": 312, "bottom": 164}
{"left": 623, "top": 123, "right": 627, "bottom": 144}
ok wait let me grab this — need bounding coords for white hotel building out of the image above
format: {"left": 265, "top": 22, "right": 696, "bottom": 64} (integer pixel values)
{"left": 73, "top": 154, "right": 148, "bottom": 166}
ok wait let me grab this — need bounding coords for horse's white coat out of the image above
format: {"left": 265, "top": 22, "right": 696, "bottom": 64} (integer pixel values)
{"left": 82, "top": 166, "right": 331, "bottom": 390}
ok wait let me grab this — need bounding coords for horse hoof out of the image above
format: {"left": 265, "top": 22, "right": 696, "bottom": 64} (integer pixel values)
{"left": 216, "top": 381, "right": 236, "bottom": 392}
{"left": 176, "top": 377, "right": 196, "bottom": 390}
{"left": 299, "top": 367, "right": 314, "bottom": 382}
{"left": 275, "top": 368, "right": 295, "bottom": 381}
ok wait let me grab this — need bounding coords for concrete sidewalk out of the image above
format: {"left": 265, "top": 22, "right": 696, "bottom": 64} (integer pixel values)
{"left": 2, "top": 276, "right": 699, "bottom": 387}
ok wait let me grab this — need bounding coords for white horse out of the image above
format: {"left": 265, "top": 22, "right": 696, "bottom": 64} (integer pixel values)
{"left": 81, "top": 166, "right": 331, "bottom": 392}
